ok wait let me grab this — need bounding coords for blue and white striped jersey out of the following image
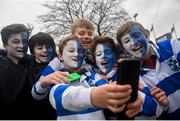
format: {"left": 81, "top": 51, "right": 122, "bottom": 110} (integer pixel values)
{"left": 140, "top": 39, "right": 180, "bottom": 119}
{"left": 49, "top": 68, "right": 107, "bottom": 120}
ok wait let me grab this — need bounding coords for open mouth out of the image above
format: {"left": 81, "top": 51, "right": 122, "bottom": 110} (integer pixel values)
{"left": 101, "top": 60, "right": 108, "bottom": 66}
{"left": 41, "top": 54, "right": 48, "bottom": 58}
{"left": 132, "top": 44, "right": 142, "bottom": 51}
{"left": 72, "top": 58, "right": 78, "bottom": 62}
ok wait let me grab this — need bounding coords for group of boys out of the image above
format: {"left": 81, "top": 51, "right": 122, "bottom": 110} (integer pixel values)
{"left": 0, "top": 19, "right": 180, "bottom": 120}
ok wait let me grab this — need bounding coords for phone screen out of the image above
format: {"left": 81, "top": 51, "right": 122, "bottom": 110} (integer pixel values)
{"left": 117, "top": 58, "right": 141, "bottom": 102}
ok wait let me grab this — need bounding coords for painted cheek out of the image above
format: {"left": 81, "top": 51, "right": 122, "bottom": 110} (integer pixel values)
{"left": 46, "top": 46, "right": 54, "bottom": 61}
{"left": 21, "top": 33, "right": 29, "bottom": 54}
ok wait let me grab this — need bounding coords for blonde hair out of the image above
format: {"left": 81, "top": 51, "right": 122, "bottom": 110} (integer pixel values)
{"left": 71, "top": 19, "right": 94, "bottom": 34}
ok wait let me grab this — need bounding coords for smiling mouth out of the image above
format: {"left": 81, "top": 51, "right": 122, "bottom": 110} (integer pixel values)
{"left": 101, "top": 60, "right": 108, "bottom": 66}
{"left": 72, "top": 58, "right": 78, "bottom": 62}
{"left": 41, "top": 54, "right": 48, "bottom": 58}
{"left": 132, "top": 45, "right": 142, "bottom": 51}
{"left": 17, "top": 50, "right": 24, "bottom": 53}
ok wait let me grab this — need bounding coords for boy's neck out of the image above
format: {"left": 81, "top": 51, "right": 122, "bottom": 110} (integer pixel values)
{"left": 64, "top": 66, "right": 82, "bottom": 73}
{"left": 7, "top": 55, "right": 19, "bottom": 64}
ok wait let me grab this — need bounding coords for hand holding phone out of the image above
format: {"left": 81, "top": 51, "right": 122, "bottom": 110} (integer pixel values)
{"left": 117, "top": 58, "right": 141, "bottom": 103}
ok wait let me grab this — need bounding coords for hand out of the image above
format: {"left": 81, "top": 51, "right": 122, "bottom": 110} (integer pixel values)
{"left": 125, "top": 92, "right": 143, "bottom": 118}
{"left": 40, "top": 71, "right": 71, "bottom": 88}
{"left": 151, "top": 86, "right": 169, "bottom": 108}
{"left": 91, "top": 84, "right": 132, "bottom": 113}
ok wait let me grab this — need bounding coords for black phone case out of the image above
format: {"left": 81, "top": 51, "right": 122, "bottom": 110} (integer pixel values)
{"left": 117, "top": 58, "right": 140, "bottom": 103}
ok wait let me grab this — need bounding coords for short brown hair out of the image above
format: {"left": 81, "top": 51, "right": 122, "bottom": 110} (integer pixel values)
{"left": 58, "top": 35, "right": 82, "bottom": 54}
{"left": 116, "top": 21, "right": 148, "bottom": 48}
{"left": 91, "top": 36, "right": 119, "bottom": 60}
{"left": 71, "top": 19, "right": 94, "bottom": 34}
{"left": 1, "top": 24, "right": 31, "bottom": 44}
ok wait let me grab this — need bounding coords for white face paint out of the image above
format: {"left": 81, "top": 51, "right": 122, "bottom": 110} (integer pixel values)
{"left": 95, "top": 43, "right": 116, "bottom": 74}
{"left": 34, "top": 44, "right": 54, "bottom": 63}
{"left": 61, "top": 40, "right": 84, "bottom": 70}
{"left": 121, "top": 26, "right": 148, "bottom": 59}
{"left": 4, "top": 32, "right": 29, "bottom": 63}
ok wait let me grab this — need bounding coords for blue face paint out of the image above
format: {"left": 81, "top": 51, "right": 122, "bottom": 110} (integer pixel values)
{"left": 76, "top": 40, "right": 85, "bottom": 68}
{"left": 20, "top": 32, "right": 29, "bottom": 55}
{"left": 45, "top": 45, "right": 54, "bottom": 62}
{"left": 128, "top": 26, "right": 148, "bottom": 57}
{"left": 95, "top": 43, "right": 116, "bottom": 74}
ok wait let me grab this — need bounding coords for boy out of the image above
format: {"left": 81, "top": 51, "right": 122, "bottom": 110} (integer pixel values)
{"left": 28, "top": 32, "right": 57, "bottom": 119}
{"left": 117, "top": 21, "right": 178, "bottom": 119}
{"left": 0, "top": 24, "right": 31, "bottom": 119}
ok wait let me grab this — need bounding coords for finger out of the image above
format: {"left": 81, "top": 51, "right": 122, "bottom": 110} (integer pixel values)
{"left": 57, "top": 71, "right": 71, "bottom": 78}
{"left": 155, "top": 91, "right": 166, "bottom": 99}
{"left": 127, "top": 97, "right": 143, "bottom": 109}
{"left": 125, "top": 108, "right": 140, "bottom": 118}
{"left": 151, "top": 88, "right": 161, "bottom": 96}
{"left": 107, "top": 104, "right": 126, "bottom": 113}
{"left": 54, "top": 73, "right": 69, "bottom": 83}
{"left": 107, "top": 96, "right": 130, "bottom": 106}
{"left": 108, "top": 84, "right": 132, "bottom": 92}
{"left": 107, "top": 89, "right": 132, "bottom": 99}
{"left": 138, "top": 82, "right": 144, "bottom": 90}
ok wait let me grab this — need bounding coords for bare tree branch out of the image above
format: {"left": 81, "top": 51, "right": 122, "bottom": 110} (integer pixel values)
{"left": 37, "top": 0, "right": 131, "bottom": 40}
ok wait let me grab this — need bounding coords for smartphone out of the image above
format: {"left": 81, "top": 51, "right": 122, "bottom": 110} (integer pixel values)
{"left": 117, "top": 58, "right": 141, "bottom": 103}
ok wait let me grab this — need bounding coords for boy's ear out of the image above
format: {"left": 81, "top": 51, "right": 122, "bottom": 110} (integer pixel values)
{"left": 58, "top": 52, "right": 63, "bottom": 61}
{"left": 3, "top": 43, "right": 7, "bottom": 51}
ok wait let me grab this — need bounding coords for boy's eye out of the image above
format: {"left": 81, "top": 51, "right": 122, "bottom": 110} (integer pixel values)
{"left": 124, "top": 38, "right": 130, "bottom": 43}
{"left": 88, "top": 32, "right": 92, "bottom": 36}
{"left": 69, "top": 49, "right": 75, "bottom": 52}
{"left": 132, "top": 32, "right": 141, "bottom": 38}
{"left": 106, "top": 50, "right": 112, "bottom": 55}
{"left": 96, "top": 52, "right": 102, "bottom": 56}
{"left": 79, "top": 31, "right": 85, "bottom": 35}
{"left": 12, "top": 39, "right": 20, "bottom": 44}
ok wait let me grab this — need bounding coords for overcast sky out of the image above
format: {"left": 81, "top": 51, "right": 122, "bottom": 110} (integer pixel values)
{"left": 0, "top": 0, "right": 180, "bottom": 48}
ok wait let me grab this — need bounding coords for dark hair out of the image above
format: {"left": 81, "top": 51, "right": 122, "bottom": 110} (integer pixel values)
{"left": 29, "top": 32, "right": 56, "bottom": 54}
{"left": 58, "top": 35, "right": 83, "bottom": 54}
{"left": 1, "top": 24, "right": 30, "bottom": 44}
{"left": 116, "top": 21, "right": 148, "bottom": 49}
{"left": 91, "top": 36, "right": 119, "bottom": 60}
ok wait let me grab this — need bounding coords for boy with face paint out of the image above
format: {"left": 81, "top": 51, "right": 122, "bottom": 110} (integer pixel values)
{"left": 91, "top": 36, "right": 165, "bottom": 120}
{"left": 32, "top": 19, "right": 95, "bottom": 100}
{"left": 48, "top": 35, "right": 132, "bottom": 120}
{"left": 117, "top": 21, "right": 180, "bottom": 119}
{"left": 0, "top": 24, "right": 32, "bottom": 119}
{"left": 27, "top": 32, "right": 56, "bottom": 119}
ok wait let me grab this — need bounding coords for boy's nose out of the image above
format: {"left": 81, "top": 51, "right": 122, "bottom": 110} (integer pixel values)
{"left": 43, "top": 46, "right": 47, "bottom": 52}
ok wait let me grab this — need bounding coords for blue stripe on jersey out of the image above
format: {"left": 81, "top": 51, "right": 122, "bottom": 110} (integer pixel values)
{"left": 141, "top": 87, "right": 152, "bottom": 96}
{"left": 157, "top": 39, "right": 173, "bottom": 62}
{"left": 141, "top": 95, "right": 157, "bottom": 116}
{"left": 41, "top": 66, "right": 55, "bottom": 76}
{"left": 160, "top": 108, "right": 180, "bottom": 119}
{"left": 177, "top": 52, "right": 180, "bottom": 61}
{"left": 95, "top": 80, "right": 107, "bottom": 86}
{"left": 157, "top": 71, "right": 180, "bottom": 96}
{"left": 140, "top": 70, "right": 148, "bottom": 76}
{"left": 54, "top": 85, "right": 99, "bottom": 116}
